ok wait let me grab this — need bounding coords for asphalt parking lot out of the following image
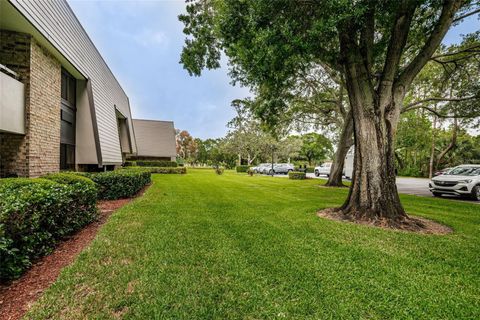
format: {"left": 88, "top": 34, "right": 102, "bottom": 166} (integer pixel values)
{"left": 269, "top": 173, "right": 479, "bottom": 204}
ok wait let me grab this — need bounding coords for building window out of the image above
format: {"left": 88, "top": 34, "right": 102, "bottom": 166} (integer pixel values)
{"left": 60, "top": 69, "right": 76, "bottom": 170}
{"left": 60, "top": 144, "right": 75, "bottom": 170}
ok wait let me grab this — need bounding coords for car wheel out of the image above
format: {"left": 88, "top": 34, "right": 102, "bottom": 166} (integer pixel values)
{"left": 326, "top": 174, "right": 330, "bottom": 178}
{"left": 471, "top": 185, "right": 480, "bottom": 201}
{"left": 432, "top": 192, "right": 442, "bottom": 197}
{"left": 315, "top": 170, "right": 320, "bottom": 177}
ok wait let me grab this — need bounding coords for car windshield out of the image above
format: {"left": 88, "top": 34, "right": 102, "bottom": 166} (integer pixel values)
{"left": 445, "top": 167, "right": 480, "bottom": 176}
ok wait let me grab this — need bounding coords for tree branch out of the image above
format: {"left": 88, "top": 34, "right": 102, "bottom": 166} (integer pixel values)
{"left": 453, "top": 7, "right": 480, "bottom": 22}
{"left": 403, "top": 95, "right": 477, "bottom": 110}
{"left": 379, "top": 1, "right": 417, "bottom": 97}
{"left": 431, "top": 44, "right": 480, "bottom": 59}
{"left": 402, "top": 105, "right": 476, "bottom": 118}
{"left": 397, "top": 0, "right": 463, "bottom": 89}
{"left": 360, "top": 5, "right": 375, "bottom": 75}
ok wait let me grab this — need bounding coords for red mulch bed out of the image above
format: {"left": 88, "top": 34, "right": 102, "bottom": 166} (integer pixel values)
{"left": 0, "top": 186, "right": 149, "bottom": 320}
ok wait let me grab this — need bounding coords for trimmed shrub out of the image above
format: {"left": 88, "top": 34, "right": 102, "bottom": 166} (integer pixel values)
{"left": 42, "top": 173, "right": 98, "bottom": 230}
{"left": 215, "top": 167, "right": 225, "bottom": 175}
{"left": 236, "top": 165, "right": 250, "bottom": 173}
{"left": 136, "top": 160, "right": 177, "bottom": 168}
{"left": 288, "top": 171, "right": 306, "bottom": 180}
{"left": 88, "top": 169, "right": 151, "bottom": 200}
{"left": 128, "top": 167, "right": 187, "bottom": 174}
{"left": 0, "top": 176, "right": 98, "bottom": 281}
{"left": 124, "top": 161, "right": 136, "bottom": 167}
{"left": 294, "top": 166, "right": 315, "bottom": 173}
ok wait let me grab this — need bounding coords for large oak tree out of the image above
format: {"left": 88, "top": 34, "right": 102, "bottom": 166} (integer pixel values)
{"left": 179, "top": 0, "right": 479, "bottom": 226}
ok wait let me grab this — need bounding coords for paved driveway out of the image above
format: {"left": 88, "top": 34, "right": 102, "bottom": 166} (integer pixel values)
{"left": 270, "top": 173, "right": 479, "bottom": 203}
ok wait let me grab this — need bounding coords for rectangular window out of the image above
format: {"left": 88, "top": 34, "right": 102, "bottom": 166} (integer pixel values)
{"left": 60, "top": 144, "right": 75, "bottom": 170}
{"left": 60, "top": 69, "right": 76, "bottom": 170}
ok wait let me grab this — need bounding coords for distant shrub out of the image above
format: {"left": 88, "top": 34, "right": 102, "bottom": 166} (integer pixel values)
{"left": 236, "top": 165, "right": 250, "bottom": 173}
{"left": 136, "top": 160, "right": 177, "bottom": 168}
{"left": 215, "top": 167, "right": 225, "bottom": 175}
{"left": 86, "top": 169, "right": 151, "bottom": 200}
{"left": 126, "top": 167, "right": 186, "bottom": 174}
{"left": 0, "top": 175, "right": 98, "bottom": 281}
{"left": 124, "top": 161, "right": 136, "bottom": 167}
{"left": 294, "top": 166, "right": 315, "bottom": 173}
{"left": 288, "top": 171, "right": 306, "bottom": 180}
{"left": 398, "top": 166, "right": 423, "bottom": 177}
{"left": 247, "top": 168, "right": 254, "bottom": 176}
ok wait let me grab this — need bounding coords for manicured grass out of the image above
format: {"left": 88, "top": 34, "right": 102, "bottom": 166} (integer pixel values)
{"left": 27, "top": 169, "right": 480, "bottom": 319}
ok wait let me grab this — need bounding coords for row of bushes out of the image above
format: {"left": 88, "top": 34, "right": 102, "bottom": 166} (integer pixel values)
{"left": 126, "top": 167, "right": 187, "bottom": 174}
{"left": 125, "top": 160, "right": 178, "bottom": 167}
{"left": 0, "top": 168, "right": 153, "bottom": 281}
{"left": 78, "top": 169, "right": 151, "bottom": 200}
{"left": 0, "top": 174, "right": 98, "bottom": 281}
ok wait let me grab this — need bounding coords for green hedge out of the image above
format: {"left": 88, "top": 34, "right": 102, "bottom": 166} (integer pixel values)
{"left": 124, "top": 161, "right": 136, "bottom": 167}
{"left": 85, "top": 169, "right": 151, "bottom": 200}
{"left": 0, "top": 174, "right": 97, "bottom": 281}
{"left": 294, "top": 166, "right": 315, "bottom": 173}
{"left": 288, "top": 171, "right": 306, "bottom": 180}
{"left": 236, "top": 165, "right": 250, "bottom": 173}
{"left": 136, "top": 160, "right": 177, "bottom": 167}
{"left": 127, "top": 167, "right": 187, "bottom": 174}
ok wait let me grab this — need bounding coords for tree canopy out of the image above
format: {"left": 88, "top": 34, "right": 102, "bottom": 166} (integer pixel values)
{"left": 179, "top": 0, "right": 480, "bottom": 226}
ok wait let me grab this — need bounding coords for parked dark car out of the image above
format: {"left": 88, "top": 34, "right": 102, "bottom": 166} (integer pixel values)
{"left": 433, "top": 167, "right": 452, "bottom": 176}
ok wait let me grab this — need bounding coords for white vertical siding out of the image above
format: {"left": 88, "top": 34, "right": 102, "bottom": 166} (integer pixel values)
{"left": 9, "top": 0, "right": 136, "bottom": 164}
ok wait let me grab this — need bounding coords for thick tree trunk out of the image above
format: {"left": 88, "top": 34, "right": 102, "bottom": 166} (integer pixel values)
{"left": 333, "top": 0, "right": 460, "bottom": 223}
{"left": 326, "top": 110, "right": 354, "bottom": 187}
{"left": 340, "top": 104, "right": 406, "bottom": 221}
{"left": 339, "top": 56, "right": 407, "bottom": 222}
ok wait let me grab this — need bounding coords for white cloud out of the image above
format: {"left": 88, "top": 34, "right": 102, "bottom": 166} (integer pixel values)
{"left": 134, "top": 29, "right": 168, "bottom": 47}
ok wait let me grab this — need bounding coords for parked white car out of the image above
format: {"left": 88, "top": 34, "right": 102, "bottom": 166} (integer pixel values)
{"left": 429, "top": 165, "right": 480, "bottom": 201}
{"left": 253, "top": 163, "right": 271, "bottom": 174}
{"left": 269, "top": 163, "right": 294, "bottom": 175}
{"left": 314, "top": 162, "right": 333, "bottom": 177}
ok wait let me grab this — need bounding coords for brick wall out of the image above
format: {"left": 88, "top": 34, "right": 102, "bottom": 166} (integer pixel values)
{"left": 0, "top": 30, "right": 61, "bottom": 177}
{"left": 0, "top": 31, "right": 30, "bottom": 177}
{"left": 27, "top": 39, "right": 61, "bottom": 177}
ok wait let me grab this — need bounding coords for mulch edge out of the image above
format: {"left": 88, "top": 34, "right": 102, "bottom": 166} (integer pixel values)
{"left": 0, "top": 185, "right": 150, "bottom": 320}
{"left": 317, "top": 208, "right": 452, "bottom": 235}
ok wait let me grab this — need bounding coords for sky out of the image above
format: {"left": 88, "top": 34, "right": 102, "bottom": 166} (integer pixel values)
{"left": 68, "top": 0, "right": 479, "bottom": 139}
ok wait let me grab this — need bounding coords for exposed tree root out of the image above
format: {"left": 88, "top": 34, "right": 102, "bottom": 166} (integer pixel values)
{"left": 317, "top": 208, "right": 452, "bottom": 234}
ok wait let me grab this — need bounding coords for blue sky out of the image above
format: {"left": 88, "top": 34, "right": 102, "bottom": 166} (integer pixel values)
{"left": 68, "top": 0, "right": 478, "bottom": 139}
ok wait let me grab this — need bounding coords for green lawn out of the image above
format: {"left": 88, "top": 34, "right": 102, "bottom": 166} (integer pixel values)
{"left": 27, "top": 169, "right": 480, "bottom": 319}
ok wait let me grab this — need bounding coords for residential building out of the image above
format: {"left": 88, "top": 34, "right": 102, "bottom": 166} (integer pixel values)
{"left": 0, "top": 0, "right": 138, "bottom": 177}
{"left": 129, "top": 119, "right": 177, "bottom": 161}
